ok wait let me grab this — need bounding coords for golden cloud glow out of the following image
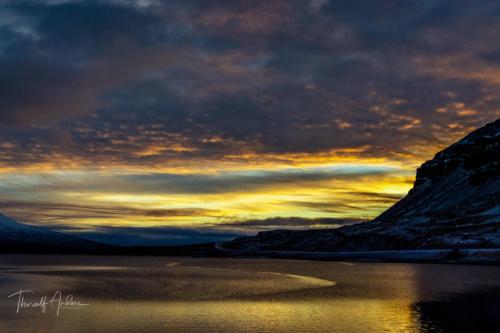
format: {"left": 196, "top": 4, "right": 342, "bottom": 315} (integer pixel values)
{"left": 0, "top": 162, "right": 413, "bottom": 233}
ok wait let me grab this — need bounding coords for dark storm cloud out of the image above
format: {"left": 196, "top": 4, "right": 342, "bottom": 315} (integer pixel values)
{"left": 0, "top": 1, "right": 164, "bottom": 123}
{"left": 0, "top": 0, "right": 499, "bottom": 166}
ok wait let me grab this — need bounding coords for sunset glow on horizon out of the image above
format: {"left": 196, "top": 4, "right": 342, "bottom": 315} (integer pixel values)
{"left": 1, "top": 0, "right": 499, "bottom": 245}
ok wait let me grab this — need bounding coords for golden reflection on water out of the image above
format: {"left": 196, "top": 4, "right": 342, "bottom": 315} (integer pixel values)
{"left": 0, "top": 256, "right": 499, "bottom": 333}
{"left": 40, "top": 299, "right": 417, "bottom": 333}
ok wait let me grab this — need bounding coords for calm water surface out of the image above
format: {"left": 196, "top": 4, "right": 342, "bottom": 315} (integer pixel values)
{"left": 0, "top": 255, "right": 499, "bottom": 333}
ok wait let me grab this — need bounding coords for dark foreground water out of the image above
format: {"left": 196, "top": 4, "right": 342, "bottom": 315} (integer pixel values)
{"left": 0, "top": 255, "right": 499, "bottom": 333}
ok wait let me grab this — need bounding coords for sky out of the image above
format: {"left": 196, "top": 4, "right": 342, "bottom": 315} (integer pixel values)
{"left": 0, "top": 0, "right": 499, "bottom": 245}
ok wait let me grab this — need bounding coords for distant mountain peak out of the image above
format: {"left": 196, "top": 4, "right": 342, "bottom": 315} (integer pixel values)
{"left": 0, "top": 212, "right": 108, "bottom": 254}
{"left": 0, "top": 212, "right": 34, "bottom": 230}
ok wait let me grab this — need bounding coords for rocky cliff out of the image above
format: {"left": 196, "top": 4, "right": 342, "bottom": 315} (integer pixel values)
{"left": 226, "top": 119, "right": 500, "bottom": 251}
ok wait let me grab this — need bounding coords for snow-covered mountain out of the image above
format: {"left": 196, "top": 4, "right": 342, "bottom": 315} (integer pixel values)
{"left": 0, "top": 213, "right": 106, "bottom": 253}
{"left": 227, "top": 119, "right": 500, "bottom": 251}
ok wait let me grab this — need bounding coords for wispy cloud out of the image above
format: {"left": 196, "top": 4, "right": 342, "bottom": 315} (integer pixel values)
{"left": 214, "top": 217, "right": 362, "bottom": 230}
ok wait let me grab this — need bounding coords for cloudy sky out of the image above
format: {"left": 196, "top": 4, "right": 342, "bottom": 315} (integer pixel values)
{"left": 0, "top": 0, "right": 499, "bottom": 245}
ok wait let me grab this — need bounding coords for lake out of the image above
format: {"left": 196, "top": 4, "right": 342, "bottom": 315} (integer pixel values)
{"left": 0, "top": 255, "right": 499, "bottom": 333}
